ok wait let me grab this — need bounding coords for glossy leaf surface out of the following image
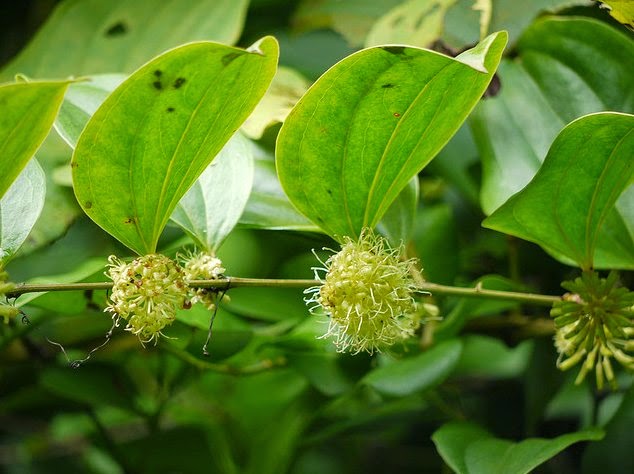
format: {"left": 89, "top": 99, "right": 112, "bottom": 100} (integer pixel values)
{"left": 432, "top": 421, "right": 603, "bottom": 474}
{"left": 484, "top": 113, "right": 634, "bottom": 270}
{"left": 277, "top": 31, "right": 507, "bottom": 240}
{"left": 0, "top": 80, "right": 69, "bottom": 198}
{"left": 474, "top": 17, "right": 634, "bottom": 214}
{"left": 171, "top": 133, "right": 254, "bottom": 252}
{"left": 363, "top": 339, "right": 463, "bottom": 396}
{"left": 0, "top": 160, "right": 46, "bottom": 264}
{"left": 72, "top": 37, "right": 279, "bottom": 255}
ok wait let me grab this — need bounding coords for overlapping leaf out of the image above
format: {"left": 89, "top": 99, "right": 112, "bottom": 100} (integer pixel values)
{"left": 474, "top": 17, "right": 634, "bottom": 214}
{"left": 170, "top": 132, "right": 255, "bottom": 252}
{"left": 0, "top": 80, "right": 69, "bottom": 198}
{"left": 484, "top": 112, "right": 634, "bottom": 270}
{"left": 72, "top": 37, "right": 279, "bottom": 255}
{"left": 1, "top": 0, "right": 249, "bottom": 79}
{"left": 277, "top": 31, "right": 506, "bottom": 240}
{"left": 0, "top": 160, "right": 46, "bottom": 264}
{"left": 433, "top": 421, "right": 603, "bottom": 474}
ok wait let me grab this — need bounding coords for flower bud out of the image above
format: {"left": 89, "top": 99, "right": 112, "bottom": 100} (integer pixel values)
{"left": 551, "top": 271, "right": 634, "bottom": 390}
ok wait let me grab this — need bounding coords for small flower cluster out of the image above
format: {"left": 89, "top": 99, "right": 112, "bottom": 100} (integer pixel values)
{"left": 551, "top": 271, "right": 634, "bottom": 390}
{"left": 180, "top": 250, "right": 228, "bottom": 310}
{"left": 105, "top": 254, "right": 189, "bottom": 345}
{"left": 0, "top": 267, "right": 18, "bottom": 323}
{"left": 305, "top": 229, "right": 422, "bottom": 354}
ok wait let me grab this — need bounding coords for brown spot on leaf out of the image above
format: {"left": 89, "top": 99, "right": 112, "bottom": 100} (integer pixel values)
{"left": 166, "top": 107, "right": 175, "bottom": 113}
{"left": 152, "top": 80, "right": 163, "bottom": 90}
{"left": 84, "top": 201, "right": 92, "bottom": 209}
{"left": 173, "top": 77, "right": 186, "bottom": 89}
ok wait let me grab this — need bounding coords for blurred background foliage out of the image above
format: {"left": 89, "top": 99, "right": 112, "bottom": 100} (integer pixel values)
{"left": 0, "top": 1, "right": 632, "bottom": 473}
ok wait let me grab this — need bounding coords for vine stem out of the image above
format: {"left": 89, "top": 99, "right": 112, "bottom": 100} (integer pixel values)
{"left": 5, "top": 277, "right": 560, "bottom": 306}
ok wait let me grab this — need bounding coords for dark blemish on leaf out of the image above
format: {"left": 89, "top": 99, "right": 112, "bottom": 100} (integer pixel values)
{"left": 70, "top": 161, "right": 79, "bottom": 168}
{"left": 84, "top": 201, "right": 93, "bottom": 209}
{"left": 153, "top": 80, "right": 163, "bottom": 90}
{"left": 153, "top": 70, "right": 162, "bottom": 78}
{"left": 166, "top": 107, "right": 175, "bottom": 113}
{"left": 326, "top": 189, "right": 332, "bottom": 195}
{"left": 382, "top": 46, "right": 406, "bottom": 55}
{"left": 221, "top": 52, "right": 242, "bottom": 66}
{"left": 104, "top": 21, "right": 128, "bottom": 37}
{"left": 124, "top": 217, "right": 135, "bottom": 224}
{"left": 382, "top": 83, "right": 395, "bottom": 89}
{"left": 393, "top": 112, "right": 401, "bottom": 118}
{"left": 173, "top": 77, "right": 186, "bottom": 89}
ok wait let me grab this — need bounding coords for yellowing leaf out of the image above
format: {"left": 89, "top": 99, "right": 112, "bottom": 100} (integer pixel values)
{"left": 597, "top": 0, "right": 634, "bottom": 28}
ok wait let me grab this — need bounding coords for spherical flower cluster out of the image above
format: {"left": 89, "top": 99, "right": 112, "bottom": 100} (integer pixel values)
{"left": 105, "top": 254, "right": 189, "bottom": 345}
{"left": 305, "top": 229, "right": 422, "bottom": 354}
{"left": 179, "top": 250, "right": 227, "bottom": 310}
{"left": 551, "top": 271, "right": 634, "bottom": 390}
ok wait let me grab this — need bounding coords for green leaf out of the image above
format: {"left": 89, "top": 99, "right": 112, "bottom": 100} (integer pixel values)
{"left": 433, "top": 421, "right": 604, "bottom": 474}
{"left": 1, "top": 0, "right": 249, "bottom": 79}
{"left": 55, "top": 74, "right": 125, "bottom": 148}
{"left": 376, "top": 177, "right": 419, "bottom": 246}
{"left": 72, "top": 37, "right": 279, "bottom": 255}
{"left": 170, "top": 132, "right": 254, "bottom": 252}
{"left": 474, "top": 17, "right": 634, "bottom": 214}
{"left": 292, "top": 0, "right": 403, "bottom": 47}
{"left": 240, "top": 150, "right": 321, "bottom": 231}
{"left": 365, "top": 0, "right": 457, "bottom": 48}
{"left": 582, "top": 384, "right": 634, "bottom": 474}
{"left": 0, "top": 160, "right": 46, "bottom": 264}
{"left": 0, "top": 80, "right": 69, "bottom": 199}
{"left": 484, "top": 112, "right": 634, "bottom": 270}
{"left": 597, "top": 1, "right": 634, "bottom": 28}
{"left": 363, "top": 339, "right": 463, "bottom": 396}
{"left": 277, "top": 31, "right": 507, "bottom": 240}
{"left": 241, "top": 66, "right": 310, "bottom": 140}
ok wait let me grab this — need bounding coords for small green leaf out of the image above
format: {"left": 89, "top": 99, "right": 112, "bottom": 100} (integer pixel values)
{"left": 240, "top": 150, "right": 320, "bottom": 231}
{"left": 0, "top": 80, "right": 69, "bottom": 199}
{"left": 72, "top": 37, "right": 279, "bottom": 255}
{"left": 376, "top": 177, "right": 419, "bottom": 246}
{"left": 55, "top": 74, "right": 125, "bottom": 148}
{"left": 0, "top": 160, "right": 46, "bottom": 264}
{"left": 277, "top": 31, "right": 506, "bottom": 240}
{"left": 363, "top": 339, "right": 463, "bottom": 396}
{"left": 170, "top": 132, "right": 254, "bottom": 252}
{"left": 484, "top": 112, "right": 634, "bottom": 270}
{"left": 1, "top": 0, "right": 249, "bottom": 79}
{"left": 433, "top": 421, "right": 604, "bottom": 474}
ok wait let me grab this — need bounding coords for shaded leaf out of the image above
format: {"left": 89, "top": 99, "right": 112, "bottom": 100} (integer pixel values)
{"left": 55, "top": 74, "right": 125, "bottom": 148}
{"left": 0, "top": 80, "right": 69, "bottom": 199}
{"left": 0, "top": 160, "right": 46, "bottom": 264}
{"left": 376, "top": 177, "right": 419, "bottom": 246}
{"left": 433, "top": 421, "right": 604, "bottom": 474}
{"left": 484, "top": 112, "right": 634, "bottom": 270}
{"left": 292, "top": 0, "right": 402, "bottom": 46}
{"left": 72, "top": 37, "right": 279, "bottom": 255}
{"left": 171, "top": 132, "right": 254, "bottom": 252}
{"left": 363, "top": 339, "right": 463, "bottom": 396}
{"left": 365, "top": 0, "right": 457, "bottom": 48}
{"left": 242, "top": 66, "right": 310, "bottom": 140}
{"left": 277, "top": 31, "right": 507, "bottom": 240}
{"left": 240, "top": 149, "right": 320, "bottom": 231}
{"left": 1, "top": 0, "right": 249, "bottom": 79}
{"left": 474, "top": 17, "right": 634, "bottom": 214}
